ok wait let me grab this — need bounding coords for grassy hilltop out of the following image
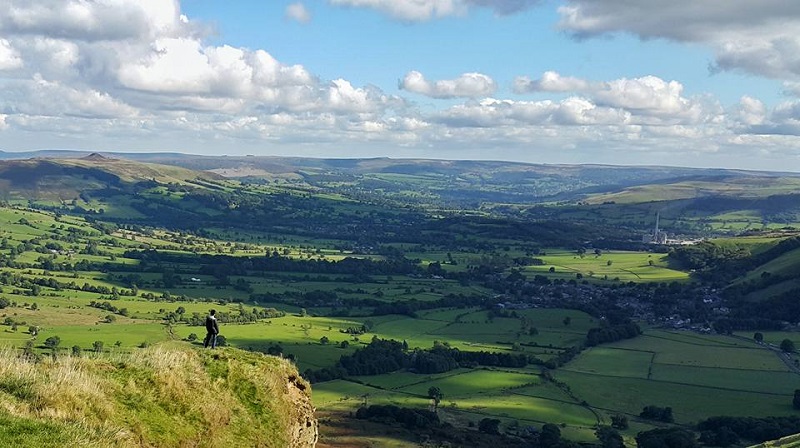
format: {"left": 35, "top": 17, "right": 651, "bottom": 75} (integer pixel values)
{"left": 0, "top": 345, "right": 317, "bottom": 447}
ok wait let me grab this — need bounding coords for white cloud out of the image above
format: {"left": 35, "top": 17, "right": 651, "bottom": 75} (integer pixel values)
{"left": 328, "top": 0, "right": 540, "bottom": 21}
{"left": 0, "top": 0, "right": 190, "bottom": 41}
{"left": 1, "top": 76, "right": 138, "bottom": 119}
{"left": 435, "top": 97, "right": 633, "bottom": 128}
{"left": 732, "top": 98, "right": 800, "bottom": 137}
{"left": 734, "top": 96, "right": 766, "bottom": 127}
{"left": 400, "top": 71, "right": 496, "bottom": 99}
{"left": 513, "top": 71, "right": 590, "bottom": 93}
{"left": 558, "top": 0, "right": 800, "bottom": 80}
{"left": 0, "top": 38, "right": 23, "bottom": 70}
{"left": 513, "top": 72, "right": 715, "bottom": 124}
{"left": 286, "top": 3, "right": 311, "bottom": 23}
{"left": 784, "top": 82, "right": 800, "bottom": 97}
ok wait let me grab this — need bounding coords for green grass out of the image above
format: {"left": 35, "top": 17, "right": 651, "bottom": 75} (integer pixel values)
{"left": 523, "top": 250, "right": 689, "bottom": 282}
{"left": 562, "top": 347, "right": 652, "bottom": 379}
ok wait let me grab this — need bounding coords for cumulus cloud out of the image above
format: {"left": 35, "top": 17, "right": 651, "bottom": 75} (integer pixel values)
{"left": 0, "top": 0, "right": 400, "bottom": 136}
{"left": 286, "top": 3, "right": 311, "bottom": 23}
{"left": 513, "top": 72, "right": 714, "bottom": 123}
{"left": 0, "top": 0, "right": 192, "bottom": 42}
{"left": 734, "top": 96, "right": 767, "bottom": 127}
{"left": 400, "top": 71, "right": 496, "bottom": 99}
{"left": 436, "top": 97, "right": 634, "bottom": 128}
{"left": 558, "top": 0, "right": 800, "bottom": 80}
{"left": 784, "top": 82, "right": 800, "bottom": 97}
{"left": 513, "top": 71, "right": 591, "bottom": 93}
{"left": 328, "top": 0, "right": 539, "bottom": 21}
{"left": 0, "top": 38, "right": 23, "bottom": 70}
{"left": 747, "top": 100, "right": 800, "bottom": 136}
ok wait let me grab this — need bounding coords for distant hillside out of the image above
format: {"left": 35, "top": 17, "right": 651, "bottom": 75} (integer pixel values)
{"left": 2, "top": 151, "right": 799, "bottom": 205}
{"left": 0, "top": 155, "right": 224, "bottom": 201}
{"left": 0, "top": 345, "right": 317, "bottom": 447}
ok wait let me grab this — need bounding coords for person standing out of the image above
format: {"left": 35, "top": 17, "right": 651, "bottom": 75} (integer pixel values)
{"left": 204, "top": 309, "right": 219, "bottom": 348}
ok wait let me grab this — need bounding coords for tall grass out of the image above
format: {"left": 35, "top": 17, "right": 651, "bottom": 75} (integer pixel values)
{"left": 0, "top": 345, "right": 315, "bottom": 447}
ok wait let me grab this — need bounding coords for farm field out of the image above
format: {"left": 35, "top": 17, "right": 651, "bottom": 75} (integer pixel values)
{"left": 556, "top": 330, "right": 800, "bottom": 424}
{"left": 523, "top": 250, "right": 690, "bottom": 282}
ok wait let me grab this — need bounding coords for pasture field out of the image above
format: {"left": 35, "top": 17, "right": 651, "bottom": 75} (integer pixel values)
{"left": 523, "top": 250, "right": 689, "bottom": 282}
{"left": 555, "top": 330, "right": 800, "bottom": 424}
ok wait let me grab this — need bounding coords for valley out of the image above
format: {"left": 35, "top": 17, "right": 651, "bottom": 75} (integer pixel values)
{"left": 0, "top": 153, "right": 799, "bottom": 447}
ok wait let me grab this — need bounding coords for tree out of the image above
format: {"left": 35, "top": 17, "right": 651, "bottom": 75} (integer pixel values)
{"left": 28, "top": 325, "right": 39, "bottom": 336}
{"left": 636, "top": 428, "right": 697, "bottom": 448}
{"left": 44, "top": 336, "right": 61, "bottom": 349}
{"left": 540, "top": 423, "right": 562, "bottom": 448}
{"left": 478, "top": 418, "right": 501, "bottom": 435}
{"left": 92, "top": 340, "right": 104, "bottom": 353}
{"left": 563, "top": 316, "right": 572, "bottom": 326}
{"left": 699, "top": 427, "right": 738, "bottom": 447}
{"left": 549, "top": 266, "right": 556, "bottom": 273}
{"left": 427, "top": 386, "right": 443, "bottom": 412}
{"left": 339, "top": 340, "right": 350, "bottom": 349}
{"left": 320, "top": 336, "right": 330, "bottom": 345}
{"left": 781, "top": 339, "right": 796, "bottom": 353}
{"left": 611, "top": 414, "right": 629, "bottom": 430}
{"left": 596, "top": 426, "right": 624, "bottom": 448}
{"left": 187, "top": 333, "right": 198, "bottom": 342}
{"left": 71, "top": 345, "right": 82, "bottom": 356}
{"left": 640, "top": 405, "right": 674, "bottom": 423}
{"left": 794, "top": 389, "right": 800, "bottom": 410}
{"left": 754, "top": 332, "right": 764, "bottom": 343}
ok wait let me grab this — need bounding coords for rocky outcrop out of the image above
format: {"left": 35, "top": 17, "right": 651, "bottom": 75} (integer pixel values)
{"left": 285, "top": 374, "right": 319, "bottom": 447}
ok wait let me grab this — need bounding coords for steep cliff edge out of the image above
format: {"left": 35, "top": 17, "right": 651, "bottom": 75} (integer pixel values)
{"left": 0, "top": 344, "right": 317, "bottom": 447}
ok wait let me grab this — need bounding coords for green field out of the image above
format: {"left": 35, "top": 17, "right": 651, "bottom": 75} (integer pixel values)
{"left": 555, "top": 330, "right": 800, "bottom": 424}
{"left": 523, "top": 250, "right": 690, "bottom": 282}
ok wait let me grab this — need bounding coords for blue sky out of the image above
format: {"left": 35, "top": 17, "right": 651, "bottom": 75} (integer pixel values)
{"left": 0, "top": 0, "right": 799, "bottom": 171}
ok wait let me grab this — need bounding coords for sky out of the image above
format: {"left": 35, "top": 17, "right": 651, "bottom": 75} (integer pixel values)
{"left": 0, "top": 0, "right": 799, "bottom": 171}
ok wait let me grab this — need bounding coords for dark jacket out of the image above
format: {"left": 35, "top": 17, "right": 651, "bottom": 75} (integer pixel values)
{"left": 205, "top": 315, "right": 219, "bottom": 334}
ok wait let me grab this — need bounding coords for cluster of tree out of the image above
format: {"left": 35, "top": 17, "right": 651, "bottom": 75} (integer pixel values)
{"left": 543, "top": 346, "right": 581, "bottom": 370}
{"left": 729, "top": 287, "right": 800, "bottom": 324}
{"left": 696, "top": 416, "right": 800, "bottom": 444}
{"left": 636, "top": 428, "right": 696, "bottom": 448}
{"left": 712, "top": 318, "right": 784, "bottom": 333}
{"left": 303, "top": 337, "right": 537, "bottom": 383}
{"left": 88, "top": 300, "right": 129, "bottom": 317}
{"left": 180, "top": 308, "right": 284, "bottom": 326}
{"left": 586, "top": 321, "right": 642, "bottom": 346}
{"left": 354, "top": 405, "right": 439, "bottom": 430}
{"left": 124, "top": 249, "right": 423, "bottom": 278}
{"left": 0, "top": 272, "right": 136, "bottom": 298}
{"left": 672, "top": 236, "right": 800, "bottom": 285}
{"left": 640, "top": 405, "right": 674, "bottom": 423}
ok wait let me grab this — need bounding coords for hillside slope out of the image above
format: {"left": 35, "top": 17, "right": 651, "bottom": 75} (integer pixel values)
{"left": 0, "top": 345, "right": 317, "bottom": 447}
{"left": 0, "top": 155, "right": 224, "bottom": 201}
